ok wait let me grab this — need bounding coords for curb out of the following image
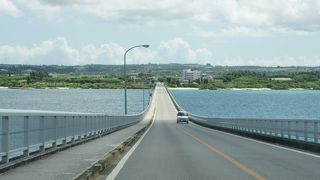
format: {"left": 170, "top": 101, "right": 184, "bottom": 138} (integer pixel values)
{"left": 73, "top": 113, "right": 154, "bottom": 180}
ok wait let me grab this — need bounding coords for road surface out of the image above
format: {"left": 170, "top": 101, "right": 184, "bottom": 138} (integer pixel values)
{"left": 114, "top": 85, "right": 320, "bottom": 180}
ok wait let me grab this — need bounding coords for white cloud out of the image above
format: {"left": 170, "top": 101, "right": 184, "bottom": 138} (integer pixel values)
{"left": 187, "top": 48, "right": 213, "bottom": 64}
{"left": 0, "top": 37, "right": 79, "bottom": 64}
{"left": 13, "top": 0, "right": 320, "bottom": 32}
{"left": 0, "top": 37, "right": 212, "bottom": 65}
{"left": 0, "top": 37, "right": 160, "bottom": 65}
{"left": 0, "top": 0, "right": 22, "bottom": 17}
{"left": 80, "top": 43, "right": 124, "bottom": 64}
{"left": 220, "top": 56, "right": 320, "bottom": 67}
{"left": 0, "top": 37, "right": 319, "bottom": 66}
{"left": 159, "top": 38, "right": 213, "bottom": 64}
{"left": 160, "top": 38, "right": 190, "bottom": 55}
{"left": 130, "top": 49, "right": 159, "bottom": 64}
{"left": 192, "top": 26, "right": 313, "bottom": 38}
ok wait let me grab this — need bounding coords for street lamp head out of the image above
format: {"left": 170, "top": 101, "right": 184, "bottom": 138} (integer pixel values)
{"left": 142, "top": 45, "right": 150, "bottom": 48}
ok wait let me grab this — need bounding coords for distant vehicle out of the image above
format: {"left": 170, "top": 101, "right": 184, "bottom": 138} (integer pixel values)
{"left": 177, "top": 111, "right": 189, "bottom": 124}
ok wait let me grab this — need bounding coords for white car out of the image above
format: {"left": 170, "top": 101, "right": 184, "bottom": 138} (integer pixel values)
{"left": 177, "top": 111, "right": 189, "bottom": 124}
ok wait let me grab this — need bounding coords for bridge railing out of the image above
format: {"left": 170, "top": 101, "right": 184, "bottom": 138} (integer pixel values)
{"left": 0, "top": 88, "right": 156, "bottom": 165}
{"left": 189, "top": 115, "right": 319, "bottom": 143}
{"left": 166, "top": 86, "right": 320, "bottom": 145}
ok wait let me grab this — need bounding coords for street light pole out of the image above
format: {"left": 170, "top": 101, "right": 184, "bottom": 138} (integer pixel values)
{"left": 124, "top": 44, "right": 149, "bottom": 115}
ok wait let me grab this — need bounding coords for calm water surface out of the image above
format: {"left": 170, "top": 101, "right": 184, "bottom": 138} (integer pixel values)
{"left": 170, "top": 89, "right": 320, "bottom": 119}
{"left": 0, "top": 88, "right": 151, "bottom": 115}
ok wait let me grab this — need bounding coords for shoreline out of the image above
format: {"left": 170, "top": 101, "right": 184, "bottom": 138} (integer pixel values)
{"left": 170, "top": 87, "right": 319, "bottom": 91}
{"left": 225, "top": 88, "right": 272, "bottom": 91}
{"left": 1, "top": 86, "right": 318, "bottom": 91}
{"left": 0, "top": 87, "right": 150, "bottom": 90}
{"left": 168, "top": 87, "right": 199, "bottom": 90}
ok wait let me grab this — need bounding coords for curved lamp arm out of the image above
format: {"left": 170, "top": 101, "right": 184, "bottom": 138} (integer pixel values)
{"left": 123, "top": 44, "right": 150, "bottom": 115}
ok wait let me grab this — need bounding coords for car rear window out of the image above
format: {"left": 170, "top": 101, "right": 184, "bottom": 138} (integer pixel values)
{"left": 178, "top": 112, "right": 188, "bottom": 116}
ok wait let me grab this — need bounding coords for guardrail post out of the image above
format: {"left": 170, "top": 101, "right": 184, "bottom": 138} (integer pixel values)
{"left": 84, "top": 116, "right": 88, "bottom": 138}
{"left": 62, "top": 116, "right": 67, "bottom": 145}
{"left": 52, "top": 116, "right": 57, "bottom": 148}
{"left": 258, "top": 120, "right": 261, "bottom": 134}
{"left": 253, "top": 120, "right": 256, "bottom": 133}
{"left": 295, "top": 121, "right": 299, "bottom": 140}
{"left": 89, "top": 116, "right": 92, "bottom": 136}
{"left": 255, "top": 120, "right": 258, "bottom": 133}
{"left": 245, "top": 119, "right": 248, "bottom": 132}
{"left": 96, "top": 116, "right": 99, "bottom": 134}
{"left": 280, "top": 120, "right": 284, "bottom": 138}
{"left": 93, "top": 116, "right": 95, "bottom": 135}
{"left": 77, "top": 116, "right": 81, "bottom": 139}
{"left": 273, "top": 120, "right": 277, "bottom": 136}
{"left": 270, "top": 120, "right": 273, "bottom": 136}
{"left": 258, "top": 120, "right": 261, "bottom": 133}
{"left": 93, "top": 116, "right": 96, "bottom": 135}
{"left": 315, "top": 122, "right": 319, "bottom": 143}
{"left": 265, "top": 120, "right": 268, "bottom": 135}
{"left": 23, "top": 116, "right": 29, "bottom": 157}
{"left": 71, "top": 116, "right": 75, "bottom": 143}
{"left": 304, "top": 121, "right": 308, "bottom": 142}
{"left": 288, "top": 121, "right": 291, "bottom": 139}
{"left": 99, "top": 116, "right": 102, "bottom": 134}
{"left": 1, "top": 116, "right": 9, "bottom": 163}
{"left": 39, "top": 116, "right": 45, "bottom": 152}
{"left": 101, "top": 116, "right": 103, "bottom": 133}
{"left": 107, "top": 116, "right": 110, "bottom": 132}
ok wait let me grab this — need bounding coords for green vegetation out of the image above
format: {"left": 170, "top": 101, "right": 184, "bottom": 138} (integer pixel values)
{"left": 0, "top": 73, "right": 152, "bottom": 89}
{"left": 161, "top": 71, "right": 320, "bottom": 90}
{"left": 0, "top": 64, "right": 320, "bottom": 89}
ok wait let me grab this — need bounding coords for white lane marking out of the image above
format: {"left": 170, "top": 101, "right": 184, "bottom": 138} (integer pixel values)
{"left": 189, "top": 122, "right": 320, "bottom": 158}
{"left": 106, "top": 106, "right": 157, "bottom": 180}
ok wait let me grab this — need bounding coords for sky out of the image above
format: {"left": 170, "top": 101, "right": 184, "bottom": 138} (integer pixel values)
{"left": 0, "top": 0, "right": 320, "bottom": 66}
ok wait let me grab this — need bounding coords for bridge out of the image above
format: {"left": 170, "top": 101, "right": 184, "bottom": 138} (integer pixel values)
{"left": 0, "top": 83, "right": 320, "bottom": 180}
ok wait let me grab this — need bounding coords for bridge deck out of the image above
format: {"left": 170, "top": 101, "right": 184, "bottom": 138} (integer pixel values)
{"left": 114, "top": 84, "right": 320, "bottom": 180}
{"left": 0, "top": 100, "right": 155, "bottom": 180}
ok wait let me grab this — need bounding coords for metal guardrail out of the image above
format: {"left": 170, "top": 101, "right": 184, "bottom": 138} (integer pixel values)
{"left": 189, "top": 115, "right": 319, "bottom": 143}
{"left": 0, "top": 88, "right": 156, "bottom": 164}
{"left": 166, "top": 86, "right": 320, "bottom": 144}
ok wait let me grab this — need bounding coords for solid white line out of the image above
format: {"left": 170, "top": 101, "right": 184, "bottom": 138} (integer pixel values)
{"left": 106, "top": 108, "right": 156, "bottom": 180}
{"left": 189, "top": 122, "right": 320, "bottom": 158}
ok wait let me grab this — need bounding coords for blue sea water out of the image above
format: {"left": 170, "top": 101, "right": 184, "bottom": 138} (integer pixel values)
{"left": 170, "top": 89, "right": 320, "bottom": 120}
{"left": 0, "top": 88, "right": 151, "bottom": 115}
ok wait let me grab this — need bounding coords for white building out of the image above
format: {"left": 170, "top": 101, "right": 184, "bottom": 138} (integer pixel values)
{"left": 182, "top": 69, "right": 201, "bottom": 81}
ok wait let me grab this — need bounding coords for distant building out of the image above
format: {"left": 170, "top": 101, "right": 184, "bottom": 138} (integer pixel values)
{"left": 182, "top": 69, "right": 201, "bottom": 81}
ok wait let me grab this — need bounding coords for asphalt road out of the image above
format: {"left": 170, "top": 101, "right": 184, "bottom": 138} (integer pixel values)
{"left": 114, "top": 85, "right": 320, "bottom": 180}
